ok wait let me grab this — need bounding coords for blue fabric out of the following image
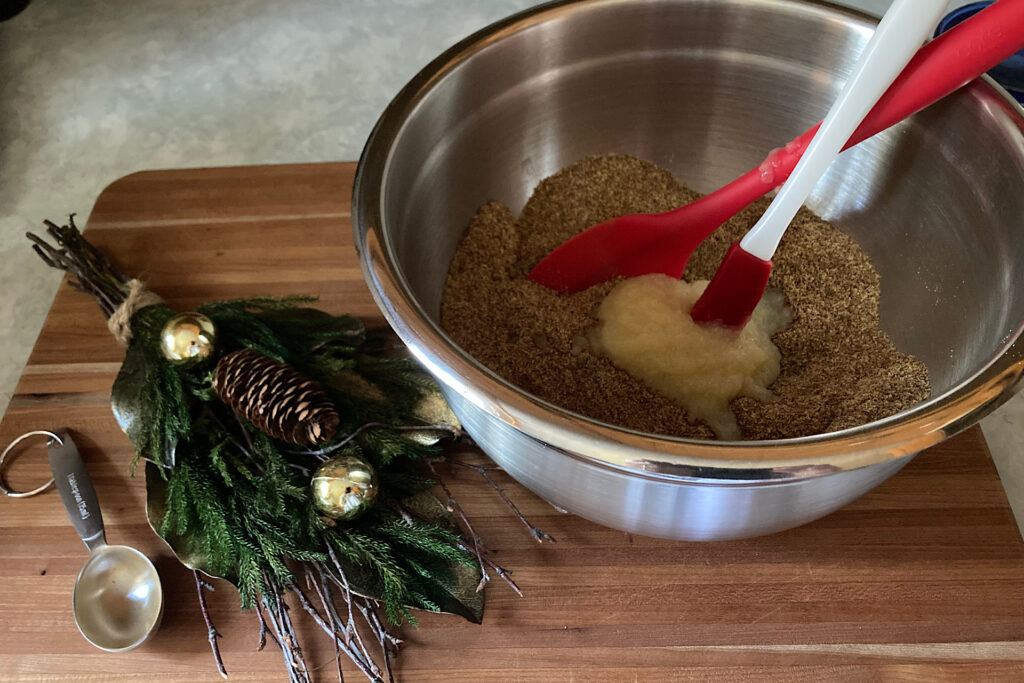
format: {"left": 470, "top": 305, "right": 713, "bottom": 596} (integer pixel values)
{"left": 936, "top": 2, "right": 1024, "bottom": 102}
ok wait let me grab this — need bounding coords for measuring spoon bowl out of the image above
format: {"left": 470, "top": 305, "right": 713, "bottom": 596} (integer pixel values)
{"left": 72, "top": 544, "right": 163, "bottom": 652}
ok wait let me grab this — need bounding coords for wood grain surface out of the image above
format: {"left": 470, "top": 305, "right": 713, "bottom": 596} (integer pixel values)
{"left": 1, "top": 162, "right": 1023, "bottom": 682}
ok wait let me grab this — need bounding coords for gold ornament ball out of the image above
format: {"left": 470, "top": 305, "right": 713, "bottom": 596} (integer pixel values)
{"left": 159, "top": 313, "right": 217, "bottom": 364}
{"left": 311, "top": 455, "right": 378, "bottom": 520}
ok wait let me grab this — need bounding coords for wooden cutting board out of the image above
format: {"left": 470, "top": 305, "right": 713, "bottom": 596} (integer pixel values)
{"left": 1, "top": 162, "right": 1023, "bottom": 682}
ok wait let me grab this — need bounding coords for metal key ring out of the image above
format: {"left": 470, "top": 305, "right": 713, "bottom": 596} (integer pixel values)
{"left": 0, "top": 430, "right": 63, "bottom": 498}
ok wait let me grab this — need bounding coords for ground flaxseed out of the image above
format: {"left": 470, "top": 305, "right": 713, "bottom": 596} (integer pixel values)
{"left": 440, "top": 154, "right": 930, "bottom": 440}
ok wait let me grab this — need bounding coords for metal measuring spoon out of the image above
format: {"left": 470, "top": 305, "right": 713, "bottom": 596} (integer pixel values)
{"left": 48, "top": 430, "right": 164, "bottom": 652}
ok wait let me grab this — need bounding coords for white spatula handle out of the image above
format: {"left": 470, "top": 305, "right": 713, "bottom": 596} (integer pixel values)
{"left": 739, "top": 0, "right": 947, "bottom": 261}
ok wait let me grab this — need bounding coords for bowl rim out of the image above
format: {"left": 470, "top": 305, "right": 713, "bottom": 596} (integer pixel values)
{"left": 353, "top": 0, "right": 1024, "bottom": 481}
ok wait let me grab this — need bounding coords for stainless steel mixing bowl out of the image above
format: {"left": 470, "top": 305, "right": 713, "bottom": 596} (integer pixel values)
{"left": 354, "top": 0, "right": 1024, "bottom": 540}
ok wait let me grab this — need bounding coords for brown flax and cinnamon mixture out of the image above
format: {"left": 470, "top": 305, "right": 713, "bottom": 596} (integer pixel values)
{"left": 440, "top": 154, "right": 930, "bottom": 440}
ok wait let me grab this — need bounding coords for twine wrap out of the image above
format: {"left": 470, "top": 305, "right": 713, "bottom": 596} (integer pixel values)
{"left": 108, "top": 279, "right": 164, "bottom": 345}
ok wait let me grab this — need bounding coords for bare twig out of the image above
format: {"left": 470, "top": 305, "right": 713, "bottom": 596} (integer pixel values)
{"left": 427, "top": 460, "right": 526, "bottom": 596}
{"left": 368, "top": 604, "right": 395, "bottom": 683}
{"left": 456, "top": 542, "right": 524, "bottom": 597}
{"left": 289, "top": 463, "right": 311, "bottom": 477}
{"left": 325, "top": 544, "right": 398, "bottom": 656}
{"left": 234, "top": 415, "right": 264, "bottom": 472}
{"left": 204, "top": 407, "right": 266, "bottom": 477}
{"left": 192, "top": 571, "right": 228, "bottom": 679}
{"left": 290, "top": 423, "right": 462, "bottom": 460}
{"left": 316, "top": 564, "right": 357, "bottom": 653}
{"left": 361, "top": 605, "right": 399, "bottom": 657}
{"left": 262, "top": 575, "right": 310, "bottom": 683}
{"left": 193, "top": 571, "right": 228, "bottom": 679}
{"left": 392, "top": 501, "right": 416, "bottom": 528}
{"left": 255, "top": 600, "right": 280, "bottom": 652}
{"left": 276, "top": 585, "right": 311, "bottom": 683}
{"left": 27, "top": 217, "right": 131, "bottom": 318}
{"left": 261, "top": 600, "right": 300, "bottom": 683}
{"left": 320, "top": 553, "right": 356, "bottom": 646}
{"left": 341, "top": 591, "right": 400, "bottom": 680}
{"left": 427, "top": 464, "right": 490, "bottom": 592}
{"left": 256, "top": 612, "right": 268, "bottom": 652}
{"left": 306, "top": 569, "right": 344, "bottom": 683}
{"left": 449, "top": 460, "right": 555, "bottom": 543}
{"left": 290, "top": 582, "right": 379, "bottom": 681}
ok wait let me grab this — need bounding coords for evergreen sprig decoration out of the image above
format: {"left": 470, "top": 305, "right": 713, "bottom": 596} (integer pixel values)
{"left": 29, "top": 217, "right": 553, "bottom": 682}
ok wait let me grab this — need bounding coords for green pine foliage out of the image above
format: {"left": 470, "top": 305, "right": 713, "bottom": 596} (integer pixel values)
{"left": 135, "top": 298, "right": 475, "bottom": 624}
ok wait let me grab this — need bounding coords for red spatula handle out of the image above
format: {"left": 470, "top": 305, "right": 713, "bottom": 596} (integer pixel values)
{"left": 708, "top": 0, "right": 1024, "bottom": 225}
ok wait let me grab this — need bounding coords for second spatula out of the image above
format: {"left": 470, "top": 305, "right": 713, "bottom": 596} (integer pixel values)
{"left": 689, "top": 0, "right": 948, "bottom": 328}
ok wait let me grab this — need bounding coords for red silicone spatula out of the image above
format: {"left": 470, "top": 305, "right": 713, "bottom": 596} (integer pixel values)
{"left": 527, "top": 0, "right": 1024, "bottom": 295}
{"left": 690, "top": 0, "right": 946, "bottom": 328}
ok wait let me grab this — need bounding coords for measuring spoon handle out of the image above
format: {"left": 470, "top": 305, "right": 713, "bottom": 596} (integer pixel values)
{"left": 48, "top": 430, "right": 106, "bottom": 553}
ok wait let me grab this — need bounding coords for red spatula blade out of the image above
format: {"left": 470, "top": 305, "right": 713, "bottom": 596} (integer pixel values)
{"left": 527, "top": 194, "right": 740, "bottom": 293}
{"left": 528, "top": 213, "right": 694, "bottom": 292}
{"left": 690, "top": 242, "right": 772, "bottom": 329}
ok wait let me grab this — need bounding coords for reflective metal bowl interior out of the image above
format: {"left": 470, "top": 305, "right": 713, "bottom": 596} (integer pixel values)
{"left": 354, "top": 0, "right": 1024, "bottom": 540}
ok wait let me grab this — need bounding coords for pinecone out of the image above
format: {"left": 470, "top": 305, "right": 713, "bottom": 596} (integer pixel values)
{"left": 214, "top": 349, "right": 340, "bottom": 446}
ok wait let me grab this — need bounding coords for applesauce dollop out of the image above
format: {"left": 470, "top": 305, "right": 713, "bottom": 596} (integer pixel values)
{"left": 590, "top": 274, "right": 792, "bottom": 440}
